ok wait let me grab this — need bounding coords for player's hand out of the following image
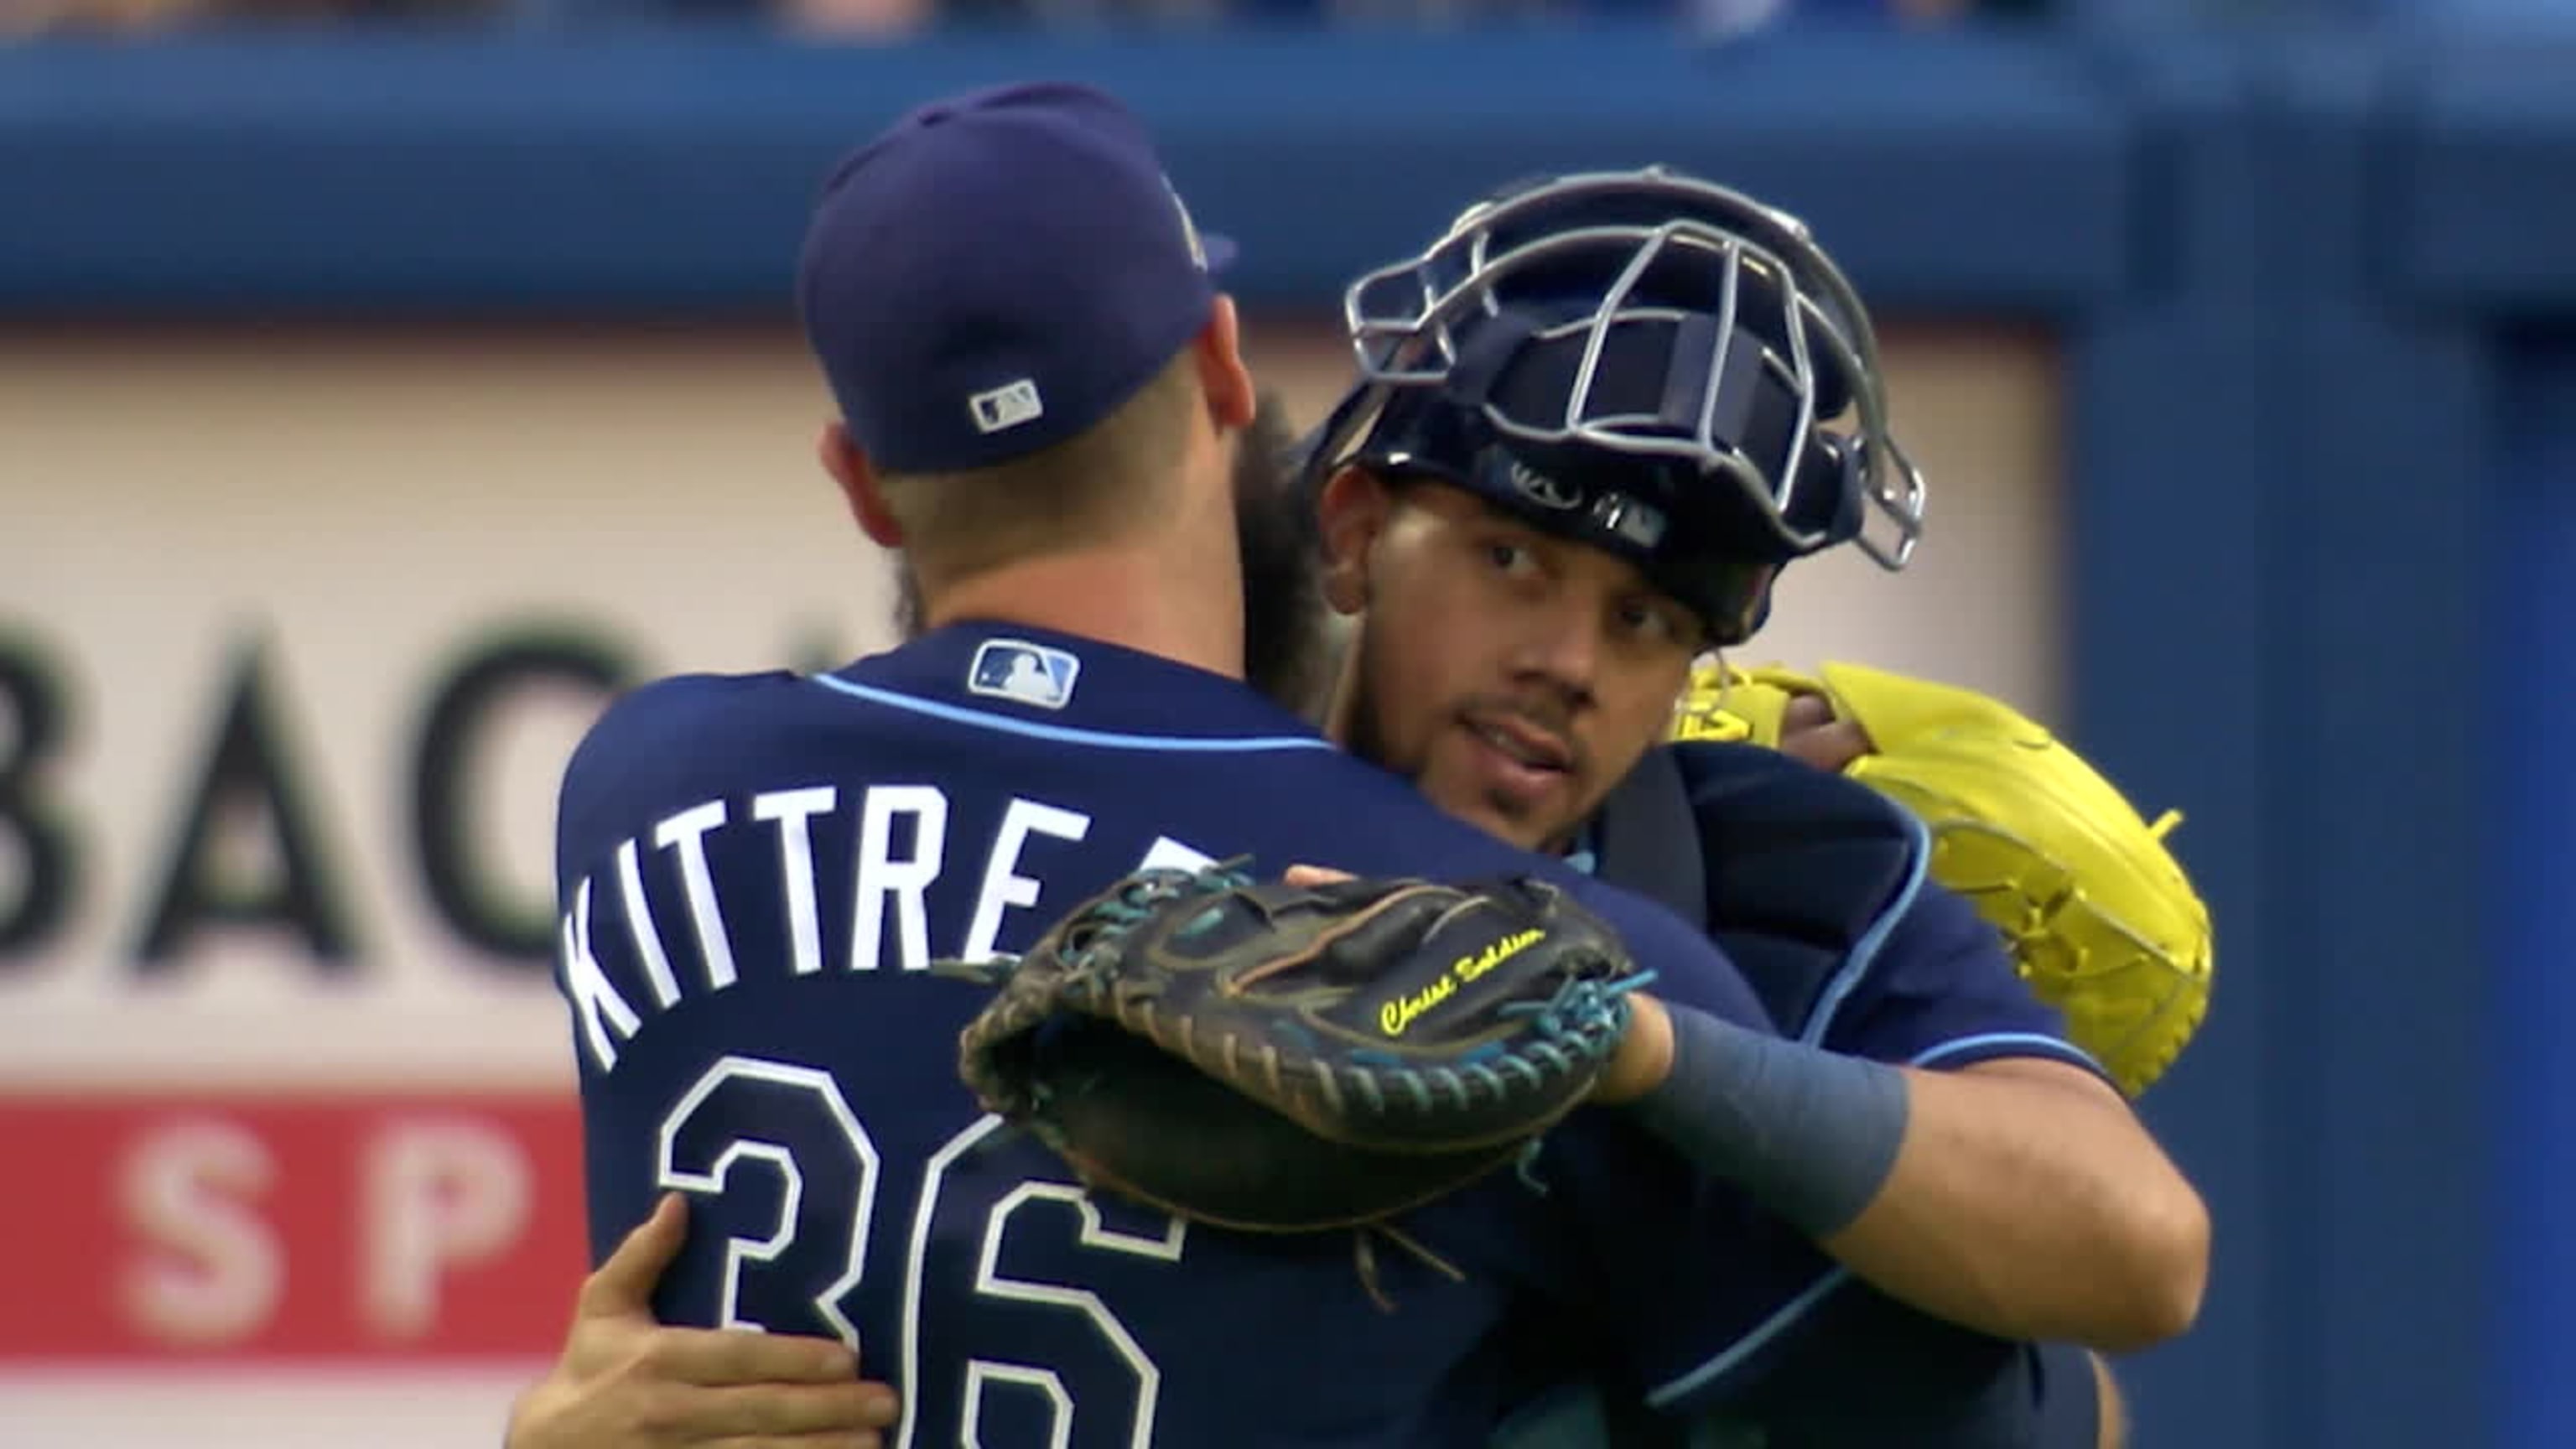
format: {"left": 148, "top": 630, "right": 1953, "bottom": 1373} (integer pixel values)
{"left": 504, "top": 1192, "right": 901, "bottom": 1449}
{"left": 1587, "top": 991, "right": 1675, "bottom": 1105}
{"left": 1778, "top": 690, "right": 1875, "bottom": 772}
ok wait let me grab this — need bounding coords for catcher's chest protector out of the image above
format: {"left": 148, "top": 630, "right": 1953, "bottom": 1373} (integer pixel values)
{"left": 1591, "top": 744, "right": 1919, "bottom": 1040}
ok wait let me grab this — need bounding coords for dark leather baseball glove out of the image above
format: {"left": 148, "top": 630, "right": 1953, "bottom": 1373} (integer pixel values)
{"left": 940, "top": 863, "right": 1650, "bottom": 1232}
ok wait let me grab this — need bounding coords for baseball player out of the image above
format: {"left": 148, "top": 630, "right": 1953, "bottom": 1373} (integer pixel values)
{"left": 543, "top": 80, "right": 2122, "bottom": 1449}
{"left": 1284, "top": 167, "right": 2210, "bottom": 1447}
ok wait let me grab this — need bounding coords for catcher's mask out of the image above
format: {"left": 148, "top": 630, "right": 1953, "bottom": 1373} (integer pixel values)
{"left": 1296, "top": 167, "right": 1924, "bottom": 647}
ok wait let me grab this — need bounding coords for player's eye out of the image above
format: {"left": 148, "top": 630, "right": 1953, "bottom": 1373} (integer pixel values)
{"left": 1483, "top": 541, "right": 1537, "bottom": 577}
{"left": 1618, "top": 598, "right": 1690, "bottom": 649}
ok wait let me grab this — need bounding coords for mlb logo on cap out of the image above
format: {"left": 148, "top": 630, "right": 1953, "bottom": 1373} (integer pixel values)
{"left": 968, "top": 639, "right": 1082, "bottom": 709}
{"left": 970, "top": 379, "right": 1045, "bottom": 435}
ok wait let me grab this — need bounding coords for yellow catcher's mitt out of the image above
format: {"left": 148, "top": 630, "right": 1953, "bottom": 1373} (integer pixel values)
{"left": 1673, "top": 661, "right": 2212, "bottom": 1095}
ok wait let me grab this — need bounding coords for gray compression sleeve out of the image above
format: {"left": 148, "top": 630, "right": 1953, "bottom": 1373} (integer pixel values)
{"left": 1625, "top": 1002, "right": 1910, "bottom": 1239}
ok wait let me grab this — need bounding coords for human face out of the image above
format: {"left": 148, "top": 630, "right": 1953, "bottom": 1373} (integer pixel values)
{"left": 1320, "top": 473, "right": 1706, "bottom": 852}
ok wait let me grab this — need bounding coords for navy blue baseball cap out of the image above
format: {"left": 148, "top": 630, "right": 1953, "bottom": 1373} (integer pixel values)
{"left": 796, "top": 81, "right": 1238, "bottom": 475}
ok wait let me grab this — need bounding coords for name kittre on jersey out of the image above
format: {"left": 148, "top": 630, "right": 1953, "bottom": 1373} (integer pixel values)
{"left": 558, "top": 781, "right": 1219, "bottom": 1075}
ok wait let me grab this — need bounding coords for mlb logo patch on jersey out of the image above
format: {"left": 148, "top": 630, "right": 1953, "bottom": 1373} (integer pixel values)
{"left": 968, "top": 639, "right": 1081, "bottom": 709}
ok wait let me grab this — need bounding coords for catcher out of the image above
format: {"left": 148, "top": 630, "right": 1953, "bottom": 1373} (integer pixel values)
{"left": 1172, "top": 167, "right": 2210, "bottom": 1446}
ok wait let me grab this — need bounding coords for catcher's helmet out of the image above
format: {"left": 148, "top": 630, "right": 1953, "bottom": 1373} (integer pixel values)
{"left": 1297, "top": 167, "right": 1925, "bottom": 646}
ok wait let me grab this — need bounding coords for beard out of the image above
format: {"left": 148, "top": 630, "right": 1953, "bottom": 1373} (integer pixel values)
{"left": 886, "top": 388, "right": 1337, "bottom": 718}
{"left": 1233, "top": 392, "right": 1337, "bottom": 716}
{"left": 891, "top": 568, "right": 921, "bottom": 644}
{"left": 891, "top": 551, "right": 928, "bottom": 644}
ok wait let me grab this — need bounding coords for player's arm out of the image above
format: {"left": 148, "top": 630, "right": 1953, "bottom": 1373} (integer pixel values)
{"left": 505, "top": 1193, "right": 900, "bottom": 1449}
{"left": 1593, "top": 888, "right": 2209, "bottom": 1353}
{"left": 1826, "top": 1051, "right": 2203, "bottom": 1353}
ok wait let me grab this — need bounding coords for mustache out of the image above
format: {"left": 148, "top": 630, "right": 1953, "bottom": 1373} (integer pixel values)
{"left": 1457, "top": 696, "right": 1589, "bottom": 776}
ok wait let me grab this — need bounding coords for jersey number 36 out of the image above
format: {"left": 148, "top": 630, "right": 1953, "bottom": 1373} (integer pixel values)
{"left": 657, "top": 1054, "right": 1187, "bottom": 1449}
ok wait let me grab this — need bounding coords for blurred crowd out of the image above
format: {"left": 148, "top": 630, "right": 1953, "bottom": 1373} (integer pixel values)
{"left": 1, "top": 0, "right": 2035, "bottom": 39}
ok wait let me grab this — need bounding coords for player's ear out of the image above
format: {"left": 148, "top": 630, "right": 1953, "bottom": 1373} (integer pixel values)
{"left": 1192, "top": 295, "right": 1257, "bottom": 434}
{"left": 818, "top": 422, "right": 904, "bottom": 548}
{"left": 1315, "top": 465, "right": 1390, "bottom": 616}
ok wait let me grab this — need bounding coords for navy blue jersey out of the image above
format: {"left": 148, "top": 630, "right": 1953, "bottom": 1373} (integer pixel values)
{"left": 552, "top": 622, "right": 1789, "bottom": 1449}
{"left": 1502, "top": 743, "right": 2107, "bottom": 1446}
